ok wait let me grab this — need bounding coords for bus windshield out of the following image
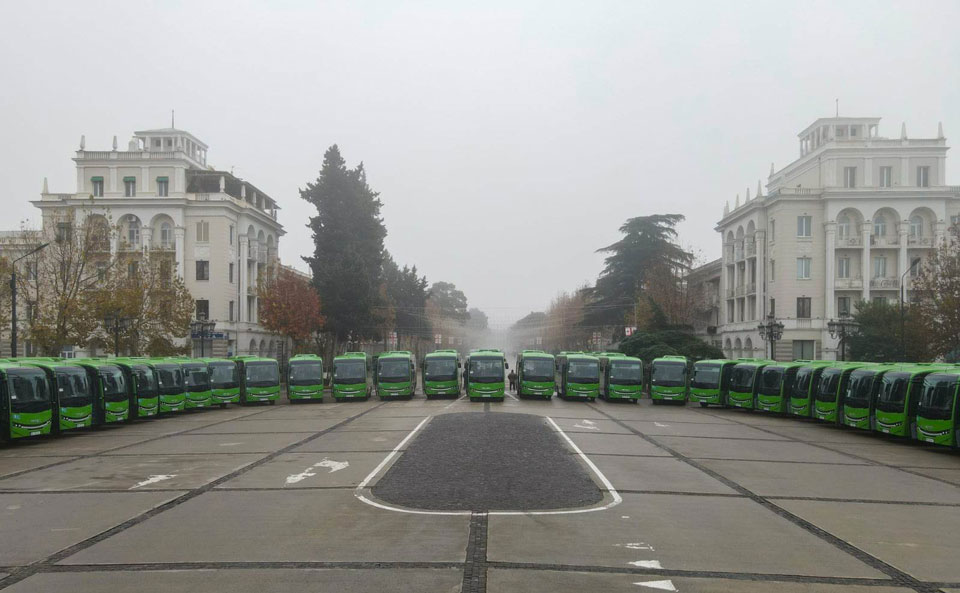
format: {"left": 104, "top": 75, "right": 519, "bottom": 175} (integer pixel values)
{"left": 55, "top": 368, "right": 91, "bottom": 405}
{"left": 651, "top": 362, "right": 686, "bottom": 386}
{"left": 469, "top": 358, "right": 504, "bottom": 383}
{"left": 816, "top": 369, "right": 842, "bottom": 403}
{"left": 378, "top": 360, "right": 411, "bottom": 383}
{"left": 844, "top": 370, "right": 876, "bottom": 409}
{"left": 99, "top": 366, "right": 128, "bottom": 400}
{"left": 691, "top": 364, "right": 721, "bottom": 389}
{"left": 918, "top": 374, "right": 958, "bottom": 420}
{"left": 245, "top": 362, "right": 279, "bottom": 386}
{"left": 757, "top": 367, "right": 785, "bottom": 396}
{"left": 729, "top": 366, "right": 757, "bottom": 393}
{"left": 876, "top": 372, "right": 910, "bottom": 412}
{"left": 289, "top": 362, "right": 323, "bottom": 385}
{"left": 521, "top": 359, "right": 553, "bottom": 382}
{"left": 568, "top": 361, "right": 599, "bottom": 383}
{"left": 792, "top": 368, "right": 814, "bottom": 400}
{"left": 7, "top": 369, "right": 51, "bottom": 410}
{"left": 424, "top": 359, "right": 457, "bottom": 382}
{"left": 133, "top": 365, "right": 158, "bottom": 397}
{"left": 183, "top": 365, "right": 211, "bottom": 391}
{"left": 155, "top": 365, "right": 184, "bottom": 395}
{"left": 209, "top": 363, "right": 238, "bottom": 389}
{"left": 335, "top": 361, "right": 366, "bottom": 384}
{"left": 609, "top": 362, "right": 642, "bottom": 385}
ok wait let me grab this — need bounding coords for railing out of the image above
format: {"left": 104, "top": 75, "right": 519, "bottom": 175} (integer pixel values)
{"left": 871, "top": 235, "right": 899, "bottom": 247}
{"left": 247, "top": 285, "right": 257, "bottom": 296}
{"left": 735, "top": 285, "right": 745, "bottom": 297}
{"left": 870, "top": 277, "right": 899, "bottom": 289}
{"left": 745, "top": 242, "right": 756, "bottom": 257}
{"left": 746, "top": 282, "right": 756, "bottom": 295}
{"left": 735, "top": 246, "right": 744, "bottom": 261}
{"left": 724, "top": 246, "right": 734, "bottom": 262}
{"left": 726, "top": 288, "right": 735, "bottom": 299}
{"left": 838, "top": 236, "right": 862, "bottom": 247}
{"left": 248, "top": 243, "right": 259, "bottom": 260}
{"left": 834, "top": 277, "right": 863, "bottom": 290}
{"left": 257, "top": 250, "right": 267, "bottom": 264}
{"left": 195, "top": 193, "right": 210, "bottom": 201}
{"left": 907, "top": 236, "right": 934, "bottom": 247}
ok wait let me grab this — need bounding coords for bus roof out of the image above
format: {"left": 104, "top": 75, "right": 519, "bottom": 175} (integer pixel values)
{"left": 732, "top": 359, "right": 776, "bottom": 368}
{"left": 379, "top": 351, "right": 414, "bottom": 359}
{"left": 232, "top": 357, "right": 277, "bottom": 364}
{"left": 653, "top": 355, "right": 688, "bottom": 363}
{"left": 290, "top": 354, "right": 322, "bottom": 361}
{"left": 469, "top": 349, "right": 505, "bottom": 358}
{"left": 336, "top": 352, "right": 368, "bottom": 361}
{"left": 564, "top": 353, "right": 599, "bottom": 361}
{"left": 694, "top": 359, "right": 739, "bottom": 366}
{"left": 608, "top": 355, "right": 642, "bottom": 363}
{"left": 425, "top": 350, "right": 460, "bottom": 359}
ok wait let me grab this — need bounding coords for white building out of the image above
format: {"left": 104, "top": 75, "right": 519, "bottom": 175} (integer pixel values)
{"left": 34, "top": 126, "right": 286, "bottom": 358}
{"left": 716, "top": 117, "right": 960, "bottom": 360}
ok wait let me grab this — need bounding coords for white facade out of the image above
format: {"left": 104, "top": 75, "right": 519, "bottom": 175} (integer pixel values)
{"left": 716, "top": 117, "right": 960, "bottom": 361}
{"left": 34, "top": 127, "right": 286, "bottom": 357}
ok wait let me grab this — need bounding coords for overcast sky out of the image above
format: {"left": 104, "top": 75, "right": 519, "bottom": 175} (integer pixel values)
{"left": 2, "top": 1, "right": 958, "bottom": 327}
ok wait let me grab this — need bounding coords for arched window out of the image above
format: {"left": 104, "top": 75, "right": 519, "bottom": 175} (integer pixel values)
{"left": 126, "top": 218, "right": 141, "bottom": 246}
{"left": 837, "top": 214, "right": 850, "bottom": 239}
{"left": 160, "top": 222, "right": 173, "bottom": 248}
{"left": 873, "top": 216, "right": 886, "bottom": 237}
{"left": 909, "top": 216, "right": 923, "bottom": 238}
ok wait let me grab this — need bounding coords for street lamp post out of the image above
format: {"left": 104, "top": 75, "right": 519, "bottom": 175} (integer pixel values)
{"left": 757, "top": 313, "right": 784, "bottom": 361}
{"left": 10, "top": 242, "right": 49, "bottom": 358}
{"left": 103, "top": 313, "right": 133, "bottom": 357}
{"left": 190, "top": 319, "right": 216, "bottom": 357}
{"left": 827, "top": 314, "right": 859, "bottom": 361}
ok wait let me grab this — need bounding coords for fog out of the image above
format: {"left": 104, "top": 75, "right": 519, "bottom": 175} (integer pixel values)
{"left": 2, "top": 0, "right": 958, "bottom": 328}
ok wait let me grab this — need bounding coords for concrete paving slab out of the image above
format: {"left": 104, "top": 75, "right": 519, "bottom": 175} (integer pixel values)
{"left": 699, "top": 459, "right": 960, "bottom": 503}
{"left": 217, "top": 451, "right": 387, "bottom": 489}
{"left": 778, "top": 499, "right": 960, "bottom": 582}
{"left": 652, "top": 436, "right": 864, "bottom": 464}
{"left": 0, "top": 456, "right": 76, "bottom": 478}
{"left": 564, "top": 433, "right": 670, "bottom": 457}
{"left": 101, "top": 432, "right": 315, "bottom": 455}
{"left": 598, "top": 403, "right": 738, "bottom": 424}
{"left": 701, "top": 410, "right": 818, "bottom": 427}
{"left": 622, "top": 420, "right": 788, "bottom": 440}
{"left": 292, "top": 429, "right": 412, "bottom": 453}
{"left": 487, "top": 569, "right": 911, "bottom": 593}
{"left": 591, "top": 455, "right": 737, "bottom": 494}
{"left": 486, "top": 493, "right": 883, "bottom": 578}
{"left": 186, "top": 417, "right": 342, "bottom": 434}
{"left": 0, "top": 491, "right": 176, "bottom": 565}
{"left": 4, "top": 568, "right": 464, "bottom": 593}
{"left": 903, "top": 467, "right": 960, "bottom": 485}
{"left": 0, "top": 453, "right": 263, "bottom": 491}
{"left": 549, "top": 417, "right": 631, "bottom": 434}
{"left": 756, "top": 424, "right": 893, "bottom": 445}
{"left": 61, "top": 490, "right": 469, "bottom": 564}
{"left": 0, "top": 434, "right": 157, "bottom": 457}
{"left": 816, "top": 442, "right": 960, "bottom": 469}
{"left": 339, "top": 416, "right": 436, "bottom": 432}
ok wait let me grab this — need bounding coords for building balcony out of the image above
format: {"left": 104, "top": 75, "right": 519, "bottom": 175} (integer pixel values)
{"left": 871, "top": 235, "right": 899, "bottom": 247}
{"left": 257, "top": 250, "right": 267, "bottom": 265}
{"left": 247, "top": 244, "right": 259, "bottom": 261}
{"left": 745, "top": 242, "right": 756, "bottom": 257}
{"left": 725, "top": 288, "right": 735, "bottom": 299}
{"left": 724, "top": 246, "right": 734, "bottom": 262}
{"left": 837, "top": 236, "right": 862, "bottom": 247}
{"left": 870, "top": 277, "right": 899, "bottom": 290}
{"left": 746, "top": 282, "right": 756, "bottom": 295}
{"left": 735, "top": 285, "right": 745, "bottom": 297}
{"left": 834, "top": 277, "right": 863, "bottom": 290}
{"left": 907, "top": 236, "right": 935, "bottom": 247}
{"left": 734, "top": 248, "right": 744, "bottom": 261}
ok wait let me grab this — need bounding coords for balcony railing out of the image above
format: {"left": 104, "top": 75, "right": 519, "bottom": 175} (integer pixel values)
{"left": 746, "top": 282, "right": 756, "bottom": 295}
{"left": 837, "top": 236, "right": 862, "bottom": 247}
{"left": 735, "top": 285, "right": 745, "bottom": 297}
{"left": 745, "top": 242, "right": 756, "bottom": 257}
{"left": 247, "top": 243, "right": 259, "bottom": 260}
{"left": 870, "top": 277, "right": 899, "bottom": 289}
{"left": 871, "top": 235, "right": 899, "bottom": 247}
{"left": 726, "top": 288, "right": 735, "bottom": 299}
{"left": 907, "top": 236, "right": 934, "bottom": 247}
{"left": 724, "top": 246, "right": 734, "bottom": 262}
{"left": 257, "top": 250, "right": 267, "bottom": 264}
{"left": 735, "top": 247, "right": 744, "bottom": 261}
{"left": 834, "top": 277, "right": 863, "bottom": 290}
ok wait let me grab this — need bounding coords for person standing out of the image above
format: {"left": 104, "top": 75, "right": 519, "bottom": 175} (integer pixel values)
{"left": 508, "top": 369, "right": 518, "bottom": 393}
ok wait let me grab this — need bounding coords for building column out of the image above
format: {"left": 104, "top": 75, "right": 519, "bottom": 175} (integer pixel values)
{"left": 239, "top": 236, "right": 249, "bottom": 323}
{"left": 174, "top": 226, "right": 185, "bottom": 279}
{"left": 861, "top": 221, "right": 871, "bottom": 302}
{"left": 825, "top": 222, "right": 836, "bottom": 319}
{"left": 732, "top": 258, "right": 740, "bottom": 321}
{"left": 755, "top": 231, "right": 766, "bottom": 320}
{"left": 141, "top": 227, "right": 153, "bottom": 255}
{"left": 898, "top": 226, "right": 908, "bottom": 300}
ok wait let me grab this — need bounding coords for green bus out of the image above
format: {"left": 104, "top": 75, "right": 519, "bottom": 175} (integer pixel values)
{"left": 689, "top": 359, "right": 738, "bottom": 407}
{"left": 555, "top": 352, "right": 600, "bottom": 401}
{"left": 206, "top": 358, "right": 240, "bottom": 406}
{"left": 376, "top": 351, "right": 416, "bottom": 400}
{"left": 465, "top": 349, "right": 507, "bottom": 402}
{"left": 111, "top": 359, "right": 159, "bottom": 419}
{"left": 515, "top": 350, "right": 554, "bottom": 400}
{"left": 75, "top": 360, "right": 131, "bottom": 424}
{"left": 788, "top": 361, "right": 833, "bottom": 418}
{"left": 727, "top": 359, "right": 775, "bottom": 410}
{"left": 755, "top": 361, "right": 806, "bottom": 414}
{"left": 599, "top": 353, "right": 643, "bottom": 403}
{"left": 287, "top": 354, "right": 325, "bottom": 402}
{"left": 148, "top": 359, "right": 187, "bottom": 413}
{"left": 874, "top": 364, "right": 949, "bottom": 438}
{"left": 0, "top": 362, "right": 55, "bottom": 441}
{"left": 178, "top": 359, "right": 213, "bottom": 409}
{"left": 332, "top": 352, "right": 372, "bottom": 401}
{"left": 23, "top": 360, "right": 95, "bottom": 432}
{"left": 839, "top": 364, "right": 899, "bottom": 431}
{"left": 813, "top": 362, "right": 871, "bottom": 424}
{"left": 234, "top": 356, "right": 281, "bottom": 405}
{"left": 649, "top": 355, "right": 689, "bottom": 404}
{"left": 422, "top": 350, "right": 462, "bottom": 399}
{"left": 916, "top": 368, "right": 960, "bottom": 447}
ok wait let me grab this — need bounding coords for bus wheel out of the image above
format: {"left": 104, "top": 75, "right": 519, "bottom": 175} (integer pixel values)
{"left": 652, "top": 399, "right": 662, "bottom": 406}
{"left": 219, "top": 403, "right": 227, "bottom": 409}
{"left": 269, "top": 400, "right": 276, "bottom": 406}
{"left": 588, "top": 397, "right": 596, "bottom": 403}
{"left": 699, "top": 402, "right": 709, "bottom": 408}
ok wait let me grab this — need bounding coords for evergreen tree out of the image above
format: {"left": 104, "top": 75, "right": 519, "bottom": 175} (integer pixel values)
{"left": 382, "top": 252, "right": 431, "bottom": 343}
{"left": 847, "top": 300, "right": 931, "bottom": 362}
{"left": 427, "top": 281, "right": 469, "bottom": 322}
{"left": 302, "top": 146, "right": 387, "bottom": 345}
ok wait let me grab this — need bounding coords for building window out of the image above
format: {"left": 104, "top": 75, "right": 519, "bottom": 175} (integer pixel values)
{"left": 951, "top": 215, "right": 960, "bottom": 229}
{"left": 25, "top": 301, "right": 35, "bottom": 321}
{"left": 126, "top": 219, "right": 140, "bottom": 246}
{"left": 127, "top": 260, "right": 139, "bottom": 278}
{"left": 797, "top": 257, "right": 811, "bottom": 280}
{"left": 797, "top": 216, "right": 812, "bottom": 238}
{"left": 196, "top": 260, "right": 210, "bottom": 281}
{"left": 838, "top": 297, "right": 851, "bottom": 317}
{"left": 160, "top": 222, "right": 173, "bottom": 248}
{"left": 769, "top": 259, "right": 775, "bottom": 281}
{"left": 229, "top": 263, "right": 234, "bottom": 283}
{"left": 879, "top": 166, "right": 892, "bottom": 188}
{"left": 770, "top": 220, "right": 775, "bottom": 242}
{"left": 909, "top": 216, "right": 923, "bottom": 238}
{"left": 796, "top": 297, "right": 812, "bottom": 319}
{"left": 92, "top": 177, "right": 104, "bottom": 197}
{"left": 25, "top": 261, "right": 37, "bottom": 281}
{"left": 769, "top": 298, "right": 776, "bottom": 316}
{"left": 910, "top": 257, "right": 922, "bottom": 277}
{"left": 96, "top": 262, "right": 107, "bottom": 282}
{"left": 837, "top": 257, "right": 850, "bottom": 279}
{"left": 157, "top": 177, "right": 169, "bottom": 197}
{"left": 196, "top": 221, "right": 210, "bottom": 243}
{"left": 873, "top": 216, "right": 886, "bottom": 237}
{"left": 792, "top": 340, "right": 815, "bottom": 360}
{"left": 196, "top": 299, "right": 210, "bottom": 321}
{"left": 55, "top": 222, "right": 72, "bottom": 243}
{"left": 123, "top": 177, "right": 136, "bottom": 197}
{"left": 873, "top": 256, "right": 887, "bottom": 278}
{"left": 229, "top": 225, "right": 234, "bottom": 245}
{"left": 873, "top": 296, "right": 887, "bottom": 306}
{"left": 159, "top": 260, "right": 172, "bottom": 289}
{"left": 837, "top": 214, "right": 850, "bottom": 239}
{"left": 843, "top": 166, "right": 857, "bottom": 188}
{"left": 917, "top": 166, "right": 929, "bottom": 187}
{"left": 229, "top": 300, "right": 235, "bottom": 322}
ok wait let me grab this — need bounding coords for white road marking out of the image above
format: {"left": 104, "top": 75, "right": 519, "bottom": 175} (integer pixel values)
{"left": 653, "top": 422, "right": 670, "bottom": 428}
{"left": 442, "top": 395, "right": 467, "bottom": 410}
{"left": 624, "top": 542, "right": 655, "bottom": 551}
{"left": 316, "top": 458, "right": 349, "bottom": 473}
{"left": 629, "top": 560, "right": 662, "bottom": 569}
{"left": 354, "top": 415, "right": 622, "bottom": 516}
{"left": 581, "top": 419, "right": 596, "bottom": 426}
{"left": 50, "top": 527, "right": 81, "bottom": 532}
{"left": 287, "top": 457, "right": 351, "bottom": 485}
{"left": 621, "top": 515, "right": 630, "bottom": 519}
{"left": 6, "top": 505, "right": 21, "bottom": 510}
{"left": 634, "top": 580, "right": 677, "bottom": 591}
{"left": 130, "top": 474, "right": 176, "bottom": 489}
{"left": 573, "top": 422, "right": 600, "bottom": 431}
{"left": 505, "top": 392, "right": 519, "bottom": 401}
{"left": 219, "top": 442, "right": 242, "bottom": 447}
